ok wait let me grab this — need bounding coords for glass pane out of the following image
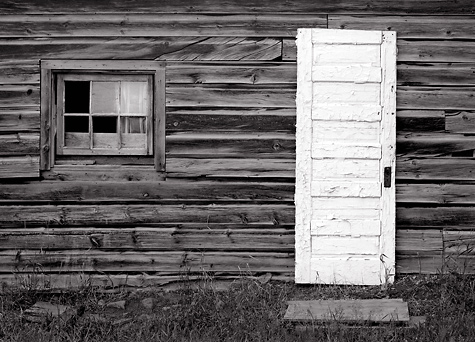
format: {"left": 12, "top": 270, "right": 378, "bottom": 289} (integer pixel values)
{"left": 91, "top": 81, "right": 119, "bottom": 114}
{"left": 93, "top": 116, "right": 117, "bottom": 133}
{"left": 64, "top": 81, "right": 90, "bottom": 113}
{"left": 64, "top": 115, "right": 89, "bottom": 133}
{"left": 120, "top": 82, "right": 149, "bottom": 114}
{"left": 121, "top": 117, "right": 146, "bottom": 133}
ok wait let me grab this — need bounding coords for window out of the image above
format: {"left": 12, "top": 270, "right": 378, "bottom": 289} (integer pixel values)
{"left": 40, "top": 60, "right": 165, "bottom": 173}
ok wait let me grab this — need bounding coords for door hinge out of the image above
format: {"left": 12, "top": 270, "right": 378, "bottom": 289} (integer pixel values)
{"left": 384, "top": 167, "right": 392, "bottom": 188}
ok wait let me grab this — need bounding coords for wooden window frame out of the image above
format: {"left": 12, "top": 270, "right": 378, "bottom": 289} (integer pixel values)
{"left": 40, "top": 60, "right": 166, "bottom": 172}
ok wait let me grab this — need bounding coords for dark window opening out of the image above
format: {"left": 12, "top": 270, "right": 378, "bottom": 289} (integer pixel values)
{"left": 65, "top": 81, "right": 90, "bottom": 113}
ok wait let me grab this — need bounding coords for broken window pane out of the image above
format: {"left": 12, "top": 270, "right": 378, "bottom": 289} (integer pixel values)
{"left": 64, "top": 81, "right": 90, "bottom": 113}
{"left": 64, "top": 115, "right": 89, "bottom": 133}
{"left": 93, "top": 116, "right": 117, "bottom": 133}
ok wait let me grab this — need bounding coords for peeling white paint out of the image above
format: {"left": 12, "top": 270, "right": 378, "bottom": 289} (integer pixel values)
{"left": 295, "top": 28, "right": 396, "bottom": 286}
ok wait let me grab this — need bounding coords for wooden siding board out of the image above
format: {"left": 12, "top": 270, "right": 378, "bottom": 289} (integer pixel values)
{"left": 7, "top": 250, "right": 294, "bottom": 273}
{"left": 0, "top": 111, "right": 40, "bottom": 133}
{"left": 0, "top": 228, "right": 294, "bottom": 252}
{"left": 398, "top": 63, "right": 475, "bottom": 87}
{"left": 0, "top": 14, "right": 326, "bottom": 37}
{"left": 396, "top": 133, "right": 475, "bottom": 157}
{"left": 1, "top": 0, "right": 474, "bottom": 14}
{"left": 397, "top": 184, "right": 475, "bottom": 205}
{"left": 0, "top": 37, "right": 282, "bottom": 61}
{"left": 167, "top": 85, "right": 296, "bottom": 108}
{"left": 0, "top": 181, "right": 294, "bottom": 202}
{"left": 0, "top": 155, "right": 39, "bottom": 178}
{"left": 329, "top": 15, "right": 475, "bottom": 39}
{"left": 0, "top": 133, "right": 39, "bottom": 155}
{"left": 0, "top": 204, "right": 295, "bottom": 227}
{"left": 396, "top": 110, "right": 445, "bottom": 132}
{"left": 166, "top": 111, "right": 296, "bottom": 133}
{"left": 397, "top": 158, "right": 475, "bottom": 181}
{"left": 396, "top": 207, "right": 475, "bottom": 227}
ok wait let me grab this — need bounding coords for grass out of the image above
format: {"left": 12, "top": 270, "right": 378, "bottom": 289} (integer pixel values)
{"left": 1, "top": 272, "right": 475, "bottom": 341}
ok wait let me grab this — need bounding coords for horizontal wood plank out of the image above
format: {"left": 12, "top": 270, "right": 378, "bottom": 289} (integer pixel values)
{"left": 312, "top": 104, "right": 381, "bottom": 122}
{"left": 396, "top": 133, "right": 475, "bottom": 157}
{"left": 166, "top": 132, "right": 295, "bottom": 157}
{"left": 167, "top": 63, "right": 297, "bottom": 84}
{"left": 397, "top": 207, "right": 475, "bottom": 227}
{"left": 42, "top": 158, "right": 295, "bottom": 180}
{"left": 1, "top": 0, "right": 474, "bottom": 14}
{"left": 397, "top": 87, "right": 475, "bottom": 110}
{"left": 0, "top": 37, "right": 282, "bottom": 61}
{"left": 397, "top": 158, "right": 475, "bottom": 181}
{"left": 312, "top": 144, "right": 381, "bottom": 159}
{"left": 0, "top": 180, "right": 294, "bottom": 202}
{"left": 0, "top": 227, "right": 294, "bottom": 252}
{"left": 0, "top": 155, "right": 39, "bottom": 179}
{"left": 0, "top": 111, "right": 39, "bottom": 132}
{"left": 166, "top": 108, "right": 296, "bottom": 133}
{"left": 329, "top": 16, "right": 475, "bottom": 39}
{"left": 445, "top": 112, "right": 475, "bottom": 134}
{"left": 7, "top": 250, "right": 294, "bottom": 273}
{"left": 0, "top": 14, "right": 326, "bottom": 37}
{"left": 167, "top": 85, "right": 295, "bottom": 108}
{"left": 0, "top": 204, "right": 295, "bottom": 227}
{"left": 397, "top": 184, "right": 475, "bottom": 205}
{"left": 396, "top": 110, "right": 445, "bottom": 132}
{"left": 396, "top": 229, "right": 443, "bottom": 254}
{"left": 398, "top": 63, "right": 475, "bottom": 86}
{"left": 0, "top": 133, "right": 39, "bottom": 155}
{"left": 396, "top": 254, "right": 443, "bottom": 274}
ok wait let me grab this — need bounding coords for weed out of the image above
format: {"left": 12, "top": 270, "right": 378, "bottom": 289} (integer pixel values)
{"left": 1, "top": 273, "right": 475, "bottom": 341}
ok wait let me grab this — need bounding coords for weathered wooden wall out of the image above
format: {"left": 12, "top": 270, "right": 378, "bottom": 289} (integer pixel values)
{"left": 0, "top": 0, "right": 474, "bottom": 288}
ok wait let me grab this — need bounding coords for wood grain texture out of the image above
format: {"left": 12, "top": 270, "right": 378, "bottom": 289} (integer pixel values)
{"left": 285, "top": 299, "right": 409, "bottom": 322}
{"left": 166, "top": 132, "right": 295, "bottom": 157}
{"left": 397, "top": 87, "right": 475, "bottom": 110}
{"left": 0, "top": 155, "right": 39, "bottom": 178}
{"left": 0, "top": 181, "right": 294, "bottom": 202}
{"left": 167, "top": 85, "right": 295, "bottom": 108}
{"left": 0, "top": 37, "right": 282, "bottom": 61}
{"left": 445, "top": 112, "right": 475, "bottom": 134}
{"left": 397, "top": 184, "right": 475, "bottom": 205}
{"left": 1, "top": 0, "right": 473, "bottom": 14}
{"left": 329, "top": 15, "right": 475, "bottom": 39}
{"left": 397, "top": 207, "right": 475, "bottom": 227}
{"left": 41, "top": 158, "right": 295, "bottom": 180}
{"left": 0, "top": 111, "right": 39, "bottom": 133}
{"left": 166, "top": 109, "right": 296, "bottom": 133}
{"left": 396, "top": 229, "right": 442, "bottom": 254}
{"left": 0, "top": 133, "right": 39, "bottom": 155}
{"left": 0, "top": 227, "right": 294, "bottom": 252}
{"left": 396, "top": 133, "right": 475, "bottom": 157}
{"left": 166, "top": 62, "right": 297, "bottom": 84}
{"left": 397, "top": 158, "right": 475, "bottom": 181}
{"left": 0, "top": 14, "right": 326, "bottom": 37}
{"left": 398, "top": 63, "right": 475, "bottom": 86}
{"left": 8, "top": 250, "right": 294, "bottom": 273}
{"left": 0, "top": 204, "right": 295, "bottom": 227}
{"left": 396, "top": 110, "right": 445, "bottom": 132}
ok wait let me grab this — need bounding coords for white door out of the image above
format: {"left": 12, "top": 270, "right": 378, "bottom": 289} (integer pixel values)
{"left": 295, "top": 29, "right": 396, "bottom": 285}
